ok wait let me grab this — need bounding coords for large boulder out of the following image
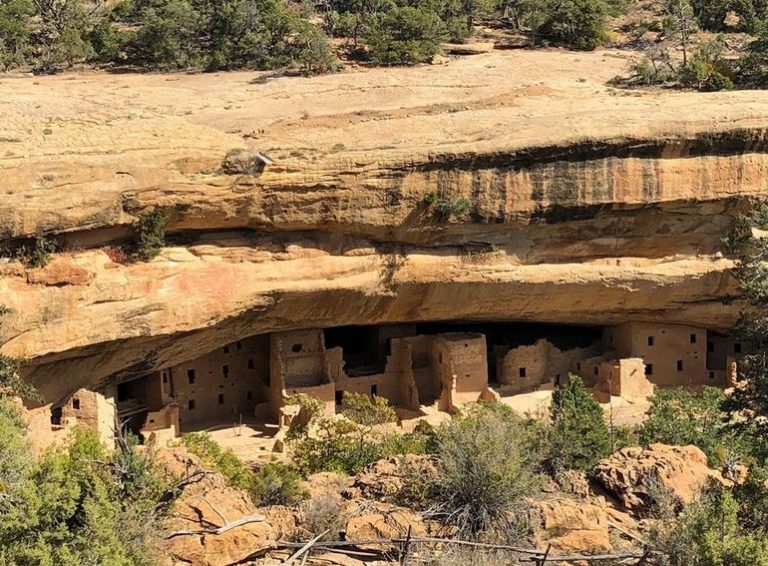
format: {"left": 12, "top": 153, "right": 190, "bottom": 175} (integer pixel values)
{"left": 352, "top": 454, "right": 438, "bottom": 502}
{"left": 345, "top": 502, "right": 428, "bottom": 552}
{"left": 158, "top": 447, "right": 280, "bottom": 566}
{"left": 530, "top": 497, "right": 614, "bottom": 554}
{"left": 593, "top": 444, "right": 730, "bottom": 513}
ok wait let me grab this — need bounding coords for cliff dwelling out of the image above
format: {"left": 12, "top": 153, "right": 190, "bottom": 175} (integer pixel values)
{"left": 26, "top": 320, "right": 745, "bottom": 452}
{"left": 1, "top": 50, "right": 761, "bottom": 463}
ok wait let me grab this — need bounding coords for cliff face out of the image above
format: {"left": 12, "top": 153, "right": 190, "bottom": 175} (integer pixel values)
{"left": 1, "top": 49, "right": 764, "bottom": 401}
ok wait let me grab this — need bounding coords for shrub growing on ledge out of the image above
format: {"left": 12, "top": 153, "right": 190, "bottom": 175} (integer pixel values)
{"left": 134, "top": 210, "right": 167, "bottom": 261}
{"left": 423, "top": 191, "right": 471, "bottom": 222}
{"left": 13, "top": 235, "right": 57, "bottom": 269}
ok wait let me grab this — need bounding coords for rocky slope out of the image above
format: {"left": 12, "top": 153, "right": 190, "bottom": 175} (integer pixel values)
{"left": 1, "top": 49, "right": 766, "bottom": 400}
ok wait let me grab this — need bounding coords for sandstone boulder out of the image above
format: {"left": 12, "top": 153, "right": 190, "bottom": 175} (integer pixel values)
{"left": 159, "top": 447, "right": 278, "bottom": 566}
{"left": 345, "top": 502, "right": 428, "bottom": 551}
{"left": 594, "top": 444, "right": 730, "bottom": 513}
{"left": 352, "top": 454, "right": 438, "bottom": 502}
{"left": 531, "top": 497, "right": 613, "bottom": 554}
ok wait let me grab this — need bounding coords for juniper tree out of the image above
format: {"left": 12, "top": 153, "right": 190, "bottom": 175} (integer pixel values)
{"left": 547, "top": 375, "right": 612, "bottom": 471}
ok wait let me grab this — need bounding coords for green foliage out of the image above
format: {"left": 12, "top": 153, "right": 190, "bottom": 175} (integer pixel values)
{"left": 0, "top": 424, "right": 169, "bottom": 565}
{"left": 638, "top": 387, "right": 747, "bottom": 465}
{"left": 290, "top": 395, "right": 430, "bottom": 476}
{"left": 731, "top": 465, "right": 768, "bottom": 534}
{"left": 365, "top": 5, "right": 447, "bottom": 65}
{"left": 15, "top": 235, "right": 58, "bottom": 269}
{"left": 181, "top": 432, "right": 253, "bottom": 490}
{"left": 285, "top": 393, "right": 326, "bottom": 439}
{"left": 251, "top": 462, "right": 307, "bottom": 506}
{"left": 424, "top": 191, "right": 471, "bottom": 221}
{"left": 285, "top": 393, "right": 325, "bottom": 421}
{"left": 107, "top": 0, "right": 336, "bottom": 73}
{"left": 722, "top": 203, "right": 768, "bottom": 456}
{"left": 290, "top": 17, "right": 339, "bottom": 75}
{"left": 0, "top": 354, "right": 40, "bottom": 402}
{"left": 516, "top": 0, "right": 611, "bottom": 49}
{"left": 341, "top": 391, "right": 397, "bottom": 427}
{"left": 649, "top": 488, "right": 768, "bottom": 566}
{"left": 678, "top": 36, "right": 733, "bottom": 91}
{"left": 546, "top": 375, "right": 611, "bottom": 472}
{"left": 0, "top": 0, "right": 34, "bottom": 70}
{"left": 427, "top": 402, "right": 543, "bottom": 539}
{"left": 134, "top": 210, "right": 166, "bottom": 261}
{"left": 539, "top": 0, "right": 609, "bottom": 50}
{"left": 33, "top": 0, "right": 96, "bottom": 71}
{"left": 690, "top": 0, "right": 760, "bottom": 32}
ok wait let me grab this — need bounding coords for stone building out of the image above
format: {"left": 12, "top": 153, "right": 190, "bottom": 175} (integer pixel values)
{"left": 604, "top": 322, "right": 708, "bottom": 387}
{"left": 25, "top": 321, "right": 741, "bottom": 450}
{"left": 496, "top": 339, "right": 600, "bottom": 394}
{"left": 273, "top": 328, "right": 491, "bottom": 416}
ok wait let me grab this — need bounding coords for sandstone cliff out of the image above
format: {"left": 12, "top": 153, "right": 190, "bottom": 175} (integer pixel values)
{"left": 0, "top": 49, "right": 763, "bottom": 400}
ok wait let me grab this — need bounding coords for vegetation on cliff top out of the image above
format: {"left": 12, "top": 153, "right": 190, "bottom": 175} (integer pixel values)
{"left": 0, "top": 0, "right": 627, "bottom": 74}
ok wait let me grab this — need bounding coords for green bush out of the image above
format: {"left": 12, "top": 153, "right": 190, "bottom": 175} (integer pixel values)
{"left": 365, "top": 6, "right": 447, "bottom": 66}
{"left": 649, "top": 488, "right": 768, "bottom": 566}
{"left": 251, "top": 462, "right": 307, "bottom": 506}
{"left": 0, "top": 354, "right": 40, "bottom": 401}
{"left": 428, "top": 403, "right": 543, "bottom": 539}
{"left": 546, "top": 375, "right": 611, "bottom": 472}
{"left": 290, "top": 395, "right": 429, "bottom": 476}
{"left": 134, "top": 210, "right": 166, "bottom": 261}
{"left": 0, "top": 423, "right": 169, "bottom": 565}
{"left": 109, "top": 0, "right": 336, "bottom": 73}
{"left": 424, "top": 191, "right": 472, "bottom": 221}
{"left": 541, "top": 0, "right": 608, "bottom": 50}
{"left": 0, "top": 0, "right": 34, "bottom": 70}
{"left": 638, "top": 387, "right": 749, "bottom": 466}
{"left": 704, "top": 71, "right": 734, "bottom": 91}
{"left": 181, "top": 432, "right": 253, "bottom": 490}
{"left": 14, "top": 235, "right": 58, "bottom": 269}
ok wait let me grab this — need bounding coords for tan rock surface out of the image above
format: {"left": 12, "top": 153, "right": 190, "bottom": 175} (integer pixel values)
{"left": 593, "top": 444, "right": 730, "bottom": 513}
{"left": 353, "top": 454, "right": 438, "bottom": 501}
{"left": 157, "top": 448, "right": 278, "bottom": 566}
{"left": 0, "top": 49, "right": 759, "bottom": 400}
{"left": 532, "top": 497, "right": 614, "bottom": 554}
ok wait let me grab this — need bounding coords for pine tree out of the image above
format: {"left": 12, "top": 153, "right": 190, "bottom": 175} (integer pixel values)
{"left": 547, "top": 375, "right": 612, "bottom": 471}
